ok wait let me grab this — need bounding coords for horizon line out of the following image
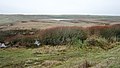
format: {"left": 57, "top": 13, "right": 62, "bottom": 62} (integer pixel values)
{"left": 0, "top": 13, "right": 120, "bottom": 16}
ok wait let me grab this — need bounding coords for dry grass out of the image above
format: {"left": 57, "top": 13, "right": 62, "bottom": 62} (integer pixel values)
{"left": 0, "top": 19, "right": 98, "bottom": 30}
{"left": 0, "top": 44, "right": 120, "bottom": 68}
{"left": 33, "top": 45, "right": 68, "bottom": 54}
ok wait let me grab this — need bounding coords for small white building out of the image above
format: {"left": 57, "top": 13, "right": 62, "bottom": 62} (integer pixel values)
{"left": 34, "top": 40, "right": 41, "bottom": 46}
{"left": 0, "top": 43, "right": 7, "bottom": 48}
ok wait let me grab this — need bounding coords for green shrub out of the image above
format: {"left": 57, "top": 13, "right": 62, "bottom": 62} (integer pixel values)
{"left": 39, "top": 26, "right": 88, "bottom": 45}
{"left": 72, "top": 39, "right": 84, "bottom": 48}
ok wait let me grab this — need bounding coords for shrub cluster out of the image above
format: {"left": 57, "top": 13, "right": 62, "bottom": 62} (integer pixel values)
{"left": 37, "top": 25, "right": 120, "bottom": 49}
{"left": 87, "top": 24, "right": 120, "bottom": 42}
{"left": 1, "top": 24, "right": 120, "bottom": 49}
{"left": 39, "top": 26, "right": 88, "bottom": 45}
{"left": 0, "top": 30, "right": 37, "bottom": 41}
{"left": 9, "top": 36, "right": 38, "bottom": 48}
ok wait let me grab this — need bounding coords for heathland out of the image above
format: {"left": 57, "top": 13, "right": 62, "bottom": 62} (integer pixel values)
{"left": 0, "top": 15, "right": 120, "bottom": 68}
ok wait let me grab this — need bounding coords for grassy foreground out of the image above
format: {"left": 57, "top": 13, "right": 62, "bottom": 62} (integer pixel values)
{"left": 0, "top": 44, "right": 120, "bottom": 68}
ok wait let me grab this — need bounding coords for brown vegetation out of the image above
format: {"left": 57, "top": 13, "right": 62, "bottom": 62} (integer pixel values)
{"left": 0, "top": 24, "right": 120, "bottom": 49}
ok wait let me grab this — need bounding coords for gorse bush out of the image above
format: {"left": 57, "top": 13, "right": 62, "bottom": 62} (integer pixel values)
{"left": 0, "top": 31, "right": 16, "bottom": 41}
{"left": 87, "top": 25, "right": 111, "bottom": 37}
{"left": 39, "top": 26, "right": 88, "bottom": 45}
{"left": 111, "top": 24, "right": 120, "bottom": 41}
{"left": 0, "top": 30, "right": 36, "bottom": 41}
{"left": 87, "top": 25, "right": 120, "bottom": 42}
{"left": 10, "top": 36, "right": 38, "bottom": 48}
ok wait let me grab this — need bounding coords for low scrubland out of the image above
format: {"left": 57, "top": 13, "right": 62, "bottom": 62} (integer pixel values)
{"left": 1, "top": 24, "right": 120, "bottom": 49}
{"left": 0, "top": 24, "right": 120, "bottom": 68}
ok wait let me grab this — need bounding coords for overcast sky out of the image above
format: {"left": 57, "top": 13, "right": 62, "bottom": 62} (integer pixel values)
{"left": 0, "top": 0, "right": 120, "bottom": 16}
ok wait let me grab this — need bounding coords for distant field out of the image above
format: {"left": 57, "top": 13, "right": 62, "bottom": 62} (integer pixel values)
{"left": 0, "top": 19, "right": 98, "bottom": 30}
{"left": 0, "top": 15, "right": 120, "bottom": 24}
{"left": 0, "top": 15, "right": 120, "bottom": 30}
